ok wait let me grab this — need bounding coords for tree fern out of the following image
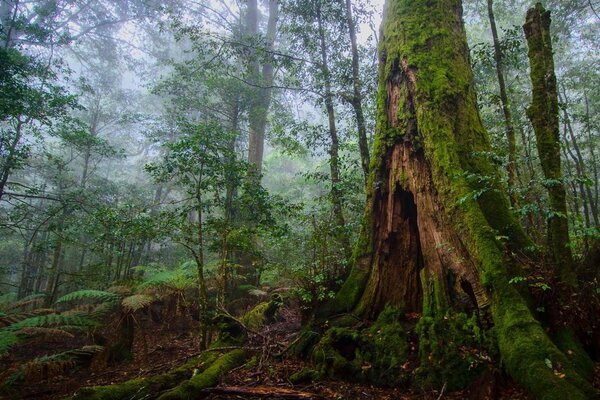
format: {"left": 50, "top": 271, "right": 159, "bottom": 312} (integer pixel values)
{"left": 55, "top": 290, "right": 118, "bottom": 305}
{"left": 121, "top": 294, "right": 155, "bottom": 312}
{"left": 138, "top": 270, "right": 195, "bottom": 292}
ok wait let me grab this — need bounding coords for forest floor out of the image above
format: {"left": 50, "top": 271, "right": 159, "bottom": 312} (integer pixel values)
{"left": 5, "top": 302, "right": 598, "bottom": 400}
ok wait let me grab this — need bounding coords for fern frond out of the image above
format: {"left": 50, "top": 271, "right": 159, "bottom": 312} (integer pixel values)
{"left": 55, "top": 290, "right": 118, "bottom": 305}
{"left": 18, "top": 327, "right": 75, "bottom": 340}
{"left": 138, "top": 270, "right": 195, "bottom": 293}
{"left": 106, "top": 285, "right": 133, "bottom": 296}
{"left": 121, "top": 294, "right": 155, "bottom": 312}
{"left": 7, "top": 314, "right": 96, "bottom": 331}
{"left": 86, "top": 302, "right": 116, "bottom": 320}
{"left": 0, "top": 308, "right": 56, "bottom": 328}
{"left": 6, "top": 293, "right": 46, "bottom": 311}
{"left": 0, "top": 292, "right": 18, "bottom": 311}
{"left": 0, "top": 330, "right": 19, "bottom": 354}
{"left": 6, "top": 345, "right": 104, "bottom": 384}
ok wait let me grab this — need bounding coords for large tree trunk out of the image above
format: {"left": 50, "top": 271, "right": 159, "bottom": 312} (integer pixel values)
{"left": 324, "top": 0, "right": 596, "bottom": 398}
{"left": 523, "top": 4, "right": 577, "bottom": 285}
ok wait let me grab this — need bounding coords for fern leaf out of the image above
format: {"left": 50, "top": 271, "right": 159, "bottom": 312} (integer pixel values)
{"left": 0, "top": 330, "right": 19, "bottom": 354}
{"left": 7, "top": 314, "right": 96, "bottom": 331}
{"left": 6, "top": 345, "right": 104, "bottom": 384}
{"left": 106, "top": 285, "right": 133, "bottom": 296}
{"left": 18, "top": 327, "right": 75, "bottom": 340}
{"left": 0, "top": 308, "right": 56, "bottom": 328}
{"left": 121, "top": 294, "right": 154, "bottom": 312}
{"left": 0, "top": 292, "right": 17, "bottom": 310}
{"left": 7, "top": 294, "right": 46, "bottom": 311}
{"left": 55, "top": 290, "right": 118, "bottom": 305}
{"left": 138, "top": 270, "right": 195, "bottom": 292}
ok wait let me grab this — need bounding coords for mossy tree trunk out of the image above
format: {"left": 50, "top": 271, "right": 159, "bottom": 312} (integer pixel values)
{"left": 325, "top": 0, "right": 596, "bottom": 398}
{"left": 523, "top": 3, "right": 577, "bottom": 286}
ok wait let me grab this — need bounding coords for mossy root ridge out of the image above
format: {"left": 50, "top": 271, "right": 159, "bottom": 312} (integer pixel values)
{"left": 70, "top": 352, "right": 220, "bottom": 400}
{"left": 156, "top": 349, "right": 246, "bottom": 400}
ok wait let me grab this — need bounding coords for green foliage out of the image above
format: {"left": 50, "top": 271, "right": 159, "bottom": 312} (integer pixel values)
{"left": 121, "top": 294, "right": 154, "bottom": 313}
{"left": 55, "top": 290, "right": 119, "bottom": 305}
{"left": 6, "top": 313, "right": 96, "bottom": 331}
{"left": 4, "top": 345, "right": 104, "bottom": 385}
{"left": 0, "top": 330, "right": 19, "bottom": 354}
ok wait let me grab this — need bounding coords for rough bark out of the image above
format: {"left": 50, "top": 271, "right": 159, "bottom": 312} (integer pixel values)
{"left": 523, "top": 3, "right": 577, "bottom": 285}
{"left": 487, "top": 0, "right": 519, "bottom": 207}
{"left": 323, "top": 0, "right": 596, "bottom": 398}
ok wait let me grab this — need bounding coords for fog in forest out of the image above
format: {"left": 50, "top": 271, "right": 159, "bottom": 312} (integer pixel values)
{"left": 1, "top": 0, "right": 599, "bottom": 398}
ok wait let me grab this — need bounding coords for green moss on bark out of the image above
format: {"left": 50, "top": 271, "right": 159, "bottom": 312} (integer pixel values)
{"left": 71, "top": 352, "right": 220, "bottom": 400}
{"left": 321, "top": 0, "right": 597, "bottom": 398}
{"left": 156, "top": 349, "right": 246, "bottom": 400}
{"left": 523, "top": 3, "right": 576, "bottom": 286}
{"left": 312, "top": 306, "right": 409, "bottom": 386}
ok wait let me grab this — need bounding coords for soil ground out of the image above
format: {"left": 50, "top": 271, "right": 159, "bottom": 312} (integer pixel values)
{"left": 1, "top": 304, "right": 596, "bottom": 400}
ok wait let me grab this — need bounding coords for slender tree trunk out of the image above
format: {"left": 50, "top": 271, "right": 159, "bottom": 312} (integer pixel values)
{"left": 584, "top": 91, "right": 599, "bottom": 209}
{"left": 562, "top": 112, "right": 592, "bottom": 229}
{"left": 343, "top": 0, "right": 370, "bottom": 183}
{"left": 247, "top": 0, "right": 279, "bottom": 176}
{"left": 560, "top": 88, "right": 599, "bottom": 226}
{"left": 0, "top": 119, "right": 24, "bottom": 201}
{"left": 316, "top": 0, "right": 351, "bottom": 259}
{"left": 524, "top": 4, "right": 576, "bottom": 285}
{"left": 323, "top": 1, "right": 595, "bottom": 398}
{"left": 487, "top": 0, "right": 518, "bottom": 206}
{"left": 195, "top": 173, "right": 208, "bottom": 351}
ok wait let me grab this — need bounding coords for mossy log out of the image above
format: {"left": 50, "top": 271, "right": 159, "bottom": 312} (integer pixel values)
{"left": 315, "top": 0, "right": 597, "bottom": 399}
{"left": 71, "top": 306, "right": 262, "bottom": 400}
{"left": 156, "top": 349, "right": 246, "bottom": 400}
{"left": 71, "top": 352, "right": 220, "bottom": 400}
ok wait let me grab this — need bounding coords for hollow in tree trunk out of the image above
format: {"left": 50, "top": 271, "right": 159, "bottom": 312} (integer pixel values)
{"left": 323, "top": 0, "right": 596, "bottom": 398}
